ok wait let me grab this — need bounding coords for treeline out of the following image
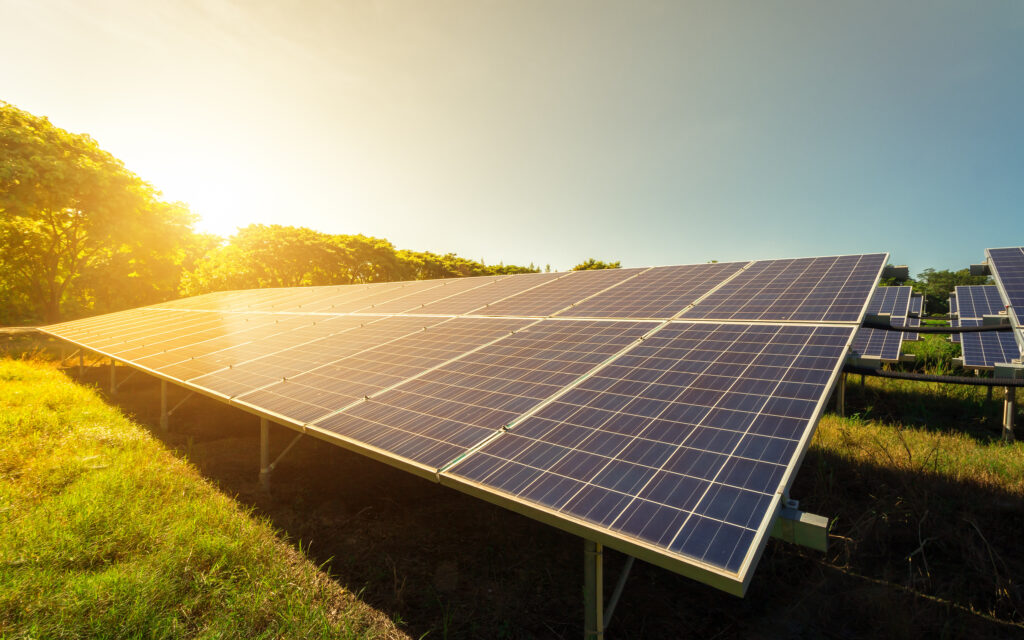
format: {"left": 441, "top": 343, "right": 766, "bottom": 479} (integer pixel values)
{"left": 0, "top": 102, "right": 552, "bottom": 325}
{"left": 883, "top": 268, "right": 989, "bottom": 315}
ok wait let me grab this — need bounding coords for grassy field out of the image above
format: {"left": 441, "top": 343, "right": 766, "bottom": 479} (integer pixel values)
{"left": 2, "top": 334, "right": 1023, "bottom": 638}
{"left": 0, "top": 357, "right": 407, "bottom": 640}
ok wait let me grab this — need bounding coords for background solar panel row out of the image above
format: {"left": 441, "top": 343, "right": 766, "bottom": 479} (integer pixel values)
{"left": 908, "top": 293, "right": 923, "bottom": 317}
{"left": 681, "top": 254, "right": 886, "bottom": 322}
{"left": 903, "top": 317, "right": 921, "bottom": 342}
{"left": 311, "top": 320, "right": 655, "bottom": 469}
{"left": 555, "top": 262, "right": 748, "bottom": 319}
{"left": 447, "top": 322, "right": 853, "bottom": 575}
{"left": 850, "top": 286, "right": 912, "bottom": 361}
{"left": 478, "top": 268, "right": 648, "bottom": 317}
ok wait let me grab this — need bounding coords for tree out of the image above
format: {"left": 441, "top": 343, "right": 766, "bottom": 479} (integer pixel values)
{"left": 0, "top": 102, "right": 200, "bottom": 323}
{"left": 572, "top": 258, "right": 621, "bottom": 270}
{"left": 908, "top": 268, "right": 990, "bottom": 315}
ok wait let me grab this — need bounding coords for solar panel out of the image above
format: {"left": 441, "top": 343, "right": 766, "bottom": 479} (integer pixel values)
{"left": 849, "top": 287, "right": 912, "bottom": 361}
{"left": 865, "top": 286, "right": 912, "bottom": 317}
{"left": 38, "top": 251, "right": 887, "bottom": 596}
{"left": 310, "top": 320, "right": 655, "bottom": 470}
{"left": 682, "top": 254, "right": 887, "bottom": 322}
{"left": 958, "top": 319, "right": 1021, "bottom": 369}
{"left": 414, "top": 271, "right": 570, "bottom": 315}
{"left": 479, "top": 268, "right": 648, "bottom": 317}
{"left": 987, "top": 247, "right": 1024, "bottom": 307}
{"left": 555, "top": 262, "right": 747, "bottom": 319}
{"left": 903, "top": 317, "right": 921, "bottom": 342}
{"left": 954, "top": 286, "right": 1006, "bottom": 319}
{"left": 444, "top": 322, "right": 853, "bottom": 582}
{"left": 234, "top": 317, "right": 535, "bottom": 424}
{"left": 908, "top": 293, "right": 923, "bottom": 317}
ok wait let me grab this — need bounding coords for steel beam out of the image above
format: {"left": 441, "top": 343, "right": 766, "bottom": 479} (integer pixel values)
{"left": 1005, "top": 387, "right": 1016, "bottom": 443}
{"left": 837, "top": 372, "right": 846, "bottom": 417}
{"left": 259, "top": 418, "right": 271, "bottom": 492}
{"left": 583, "top": 539, "right": 604, "bottom": 640}
{"left": 160, "top": 380, "right": 169, "bottom": 432}
{"left": 109, "top": 359, "right": 117, "bottom": 396}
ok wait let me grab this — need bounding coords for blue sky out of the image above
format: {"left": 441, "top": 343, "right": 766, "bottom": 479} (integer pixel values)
{"left": 1, "top": 1, "right": 1021, "bottom": 273}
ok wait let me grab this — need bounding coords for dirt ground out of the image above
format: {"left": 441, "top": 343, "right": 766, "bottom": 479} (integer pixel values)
{"left": 83, "top": 365, "right": 1021, "bottom": 640}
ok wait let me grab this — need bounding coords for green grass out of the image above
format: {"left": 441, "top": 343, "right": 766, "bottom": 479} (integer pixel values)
{"left": 0, "top": 358, "right": 405, "bottom": 640}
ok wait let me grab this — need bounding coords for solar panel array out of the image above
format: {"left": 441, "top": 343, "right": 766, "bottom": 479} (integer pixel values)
{"left": 850, "top": 286, "right": 912, "bottom": 361}
{"left": 951, "top": 284, "right": 1021, "bottom": 369}
{"left": 41, "top": 253, "right": 888, "bottom": 595}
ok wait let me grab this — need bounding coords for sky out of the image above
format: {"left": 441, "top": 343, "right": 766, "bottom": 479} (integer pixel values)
{"left": 1, "top": 1, "right": 1022, "bottom": 272}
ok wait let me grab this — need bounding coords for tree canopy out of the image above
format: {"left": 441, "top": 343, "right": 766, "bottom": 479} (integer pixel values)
{"left": 0, "top": 102, "right": 200, "bottom": 323}
{"left": 906, "top": 268, "right": 990, "bottom": 314}
{"left": 572, "top": 258, "right": 621, "bottom": 270}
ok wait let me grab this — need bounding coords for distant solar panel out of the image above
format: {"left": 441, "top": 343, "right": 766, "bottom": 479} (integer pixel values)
{"left": 908, "top": 294, "right": 923, "bottom": 317}
{"left": 445, "top": 322, "right": 853, "bottom": 582}
{"left": 556, "top": 262, "right": 747, "bottom": 319}
{"left": 480, "top": 268, "right": 648, "bottom": 317}
{"left": 847, "top": 286, "right": 912, "bottom": 361}
{"left": 865, "top": 286, "right": 912, "bottom": 317}
{"left": 958, "top": 319, "right": 1021, "bottom": 369}
{"left": 682, "top": 254, "right": 887, "bottom": 322}
{"left": 39, "top": 252, "right": 887, "bottom": 596}
{"left": 955, "top": 286, "right": 1005, "bottom": 319}
{"left": 903, "top": 317, "right": 921, "bottom": 342}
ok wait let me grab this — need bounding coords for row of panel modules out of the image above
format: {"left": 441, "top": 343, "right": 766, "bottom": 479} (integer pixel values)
{"left": 44, "top": 252, "right": 891, "bottom": 596}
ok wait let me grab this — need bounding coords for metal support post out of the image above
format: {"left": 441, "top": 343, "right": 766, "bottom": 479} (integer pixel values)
{"left": 603, "top": 555, "right": 635, "bottom": 630}
{"left": 1004, "top": 387, "right": 1016, "bottom": 443}
{"left": 259, "top": 418, "right": 271, "bottom": 492}
{"left": 110, "top": 358, "right": 117, "bottom": 396}
{"left": 78, "top": 351, "right": 84, "bottom": 379}
{"left": 837, "top": 372, "right": 846, "bottom": 417}
{"left": 160, "top": 380, "right": 169, "bottom": 432}
{"left": 583, "top": 539, "right": 603, "bottom": 640}
{"left": 987, "top": 385, "right": 993, "bottom": 402}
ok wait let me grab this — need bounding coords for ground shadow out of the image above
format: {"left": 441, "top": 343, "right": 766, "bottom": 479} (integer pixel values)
{"left": 79, "top": 365, "right": 1023, "bottom": 639}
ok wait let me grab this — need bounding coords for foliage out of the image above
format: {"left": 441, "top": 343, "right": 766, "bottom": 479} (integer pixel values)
{"left": 905, "top": 268, "right": 990, "bottom": 315}
{"left": 0, "top": 358, "right": 404, "bottom": 639}
{"left": 571, "top": 258, "right": 621, "bottom": 270}
{"left": 0, "top": 102, "right": 202, "bottom": 323}
{"left": 182, "top": 224, "right": 539, "bottom": 295}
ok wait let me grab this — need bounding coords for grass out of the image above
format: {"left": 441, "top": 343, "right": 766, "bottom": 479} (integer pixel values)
{"left": 0, "top": 357, "right": 407, "bottom": 640}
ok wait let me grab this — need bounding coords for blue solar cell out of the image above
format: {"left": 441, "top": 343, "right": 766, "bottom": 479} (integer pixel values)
{"left": 447, "top": 322, "right": 853, "bottom": 575}
{"left": 865, "top": 286, "right": 912, "bottom": 317}
{"left": 851, "top": 327, "right": 903, "bottom": 361}
{"left": 909, "top": 294, "right": 923, "bottom": 317}
{"left": 682, "top": 254, "right": 887, "bottom": 323}
{"left": 479, "top": 268, "right": 647, "bottom": 317}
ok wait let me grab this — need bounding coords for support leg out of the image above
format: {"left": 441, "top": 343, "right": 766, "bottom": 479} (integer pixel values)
{"left": 837, "top": 372, "right": 846, "bottom": 418}
{"left": 78, "top": 351, "right": 84, "bottom": 379}
{"left": 1004, "top": 387, "right": 1016, "bottom": 443}
{"left": 160, "top": 380, "right": 169, "bottom": 432}
{"left": 259, "top": 418, "right": 271, "bottom": 492}
{"left": 583, "top": 539, "right": 603, "bottom": 640}
{"left": 987, "top": 385, "right": 993, "bottom": 402}
{"left": 110, "top": 359, "right": 117, "bottom": 396}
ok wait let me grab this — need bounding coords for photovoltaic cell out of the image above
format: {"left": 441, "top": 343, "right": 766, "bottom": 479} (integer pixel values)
{"left": 447, "top": 322, "right": 853, "bottom": 576}
{"left": 865, "top": 286, "right": 912, "bottom": 317}
{"left": 682, "top": 254, "right": 887, "bottom": 323}
{"left": 235, "top": 317, "right": 533, "bottom": 424}
{"left": 555, "top": 262, "right": 748, "bottom": 319}
{"left": 479, "top": 268, "right": 647, "bottom": 317}
{"left": 849, "top": 287, "right": 912, "bottom": 361}
{"left": 311, "top": 320, "right": 654, "bottom": 468}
